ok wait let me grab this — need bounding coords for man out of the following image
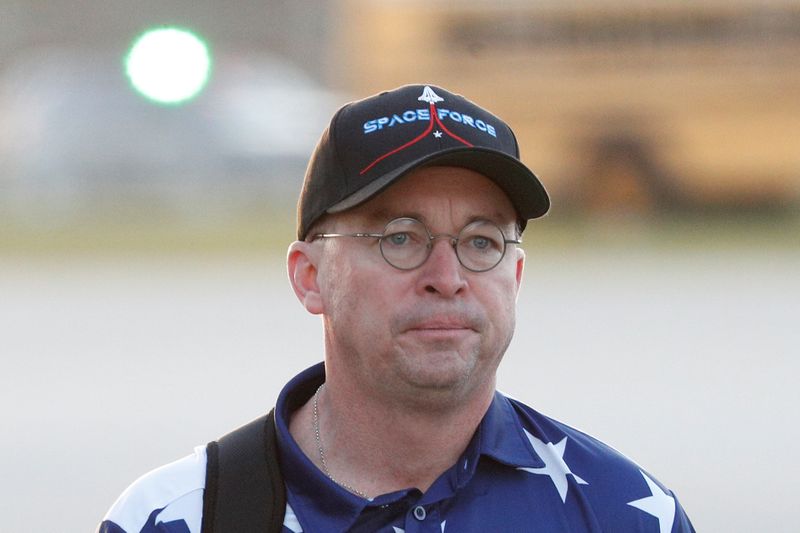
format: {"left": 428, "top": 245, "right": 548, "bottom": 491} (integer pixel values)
{"left": 99, "top": 84, "right": 695, "bottom": 532}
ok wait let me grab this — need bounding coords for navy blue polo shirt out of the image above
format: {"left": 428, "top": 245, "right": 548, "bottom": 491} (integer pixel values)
{"left": 276, "top": 363, "right": 695, "bottom": 532}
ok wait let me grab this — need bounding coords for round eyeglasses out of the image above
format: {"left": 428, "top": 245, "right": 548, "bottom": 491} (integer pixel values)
{"left": 310, "top": 217, "right": 521, "bottom": 272}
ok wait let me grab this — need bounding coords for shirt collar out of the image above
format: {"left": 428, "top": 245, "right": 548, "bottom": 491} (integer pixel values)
{"left": 474, "top": 391, "right": 546, "bottom": 469}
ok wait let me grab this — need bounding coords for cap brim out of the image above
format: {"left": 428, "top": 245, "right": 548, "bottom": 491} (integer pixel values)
{"left": 326, "top": 147, "right": 550, "bottom": 221}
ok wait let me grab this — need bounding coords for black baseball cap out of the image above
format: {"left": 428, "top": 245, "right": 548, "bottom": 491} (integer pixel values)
{"left": 297, "top": 84, "right": 549, "bottom": 240}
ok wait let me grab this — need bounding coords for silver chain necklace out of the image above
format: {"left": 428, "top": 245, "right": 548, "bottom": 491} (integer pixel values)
{"left": 313, "top": 384, "right": 369, "bottom": 499}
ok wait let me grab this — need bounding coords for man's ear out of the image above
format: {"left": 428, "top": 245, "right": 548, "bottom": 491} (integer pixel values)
{"left": 287, "top": 241, "right": 324, "bottom": 315}
{"left": 515, "top": 246, "right": 525, "bottom": 293}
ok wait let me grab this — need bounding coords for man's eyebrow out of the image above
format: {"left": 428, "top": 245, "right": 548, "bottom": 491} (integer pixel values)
{"left": 365, "top": 209, "right": 516, "bottom": 228}
{"left": 465, "top": 212, "right": 512, "bottom": 224}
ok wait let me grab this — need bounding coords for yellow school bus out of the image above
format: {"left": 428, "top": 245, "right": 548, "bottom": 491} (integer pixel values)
{"left": 334, "top": 0, "right": 800, "bottom": 215}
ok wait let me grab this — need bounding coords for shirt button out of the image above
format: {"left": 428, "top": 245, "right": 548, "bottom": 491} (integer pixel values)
{"left": 413, "top": 505, "right": 427, "bottom": 521}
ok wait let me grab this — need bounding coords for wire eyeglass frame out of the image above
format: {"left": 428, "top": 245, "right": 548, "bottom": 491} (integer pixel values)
{"left": 309, "top": 217, "right": 521, "bottom": 272}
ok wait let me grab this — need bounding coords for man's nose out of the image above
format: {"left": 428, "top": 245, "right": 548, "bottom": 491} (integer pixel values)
{"left": 417, "top": 237, "right": 467, "bottom": 297}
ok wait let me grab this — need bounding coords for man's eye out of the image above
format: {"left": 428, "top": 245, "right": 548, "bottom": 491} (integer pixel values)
{"left": 466, "top": 235, "right": 502, "bottom": 252}
{"left": 386, "top": 232, "right": 410, "bottom": 246}
{"left": 471, "top": 236, "right": 491, "bottom": 250}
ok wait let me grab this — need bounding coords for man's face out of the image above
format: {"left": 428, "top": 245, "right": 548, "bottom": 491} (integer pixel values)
{"left": 311, "top": 166, "right": 524, "bottom": 408}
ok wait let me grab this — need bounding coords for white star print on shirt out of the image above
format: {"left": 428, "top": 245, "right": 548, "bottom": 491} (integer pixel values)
{"left": 517, "top": 429, "right": 588, "bottom": 503}
{"left": 283, "top": 503, "right": 302, "bottom": 532}
{"left": 627, "top": 470, "right": 676, "bottom": 533}
{"left": 433, "top": 130, "right": 443, "bottom": 138}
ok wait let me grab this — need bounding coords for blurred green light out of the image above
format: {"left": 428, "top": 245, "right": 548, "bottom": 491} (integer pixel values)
{"left": 125, "top": 27, "right": 211, "bottom": 105}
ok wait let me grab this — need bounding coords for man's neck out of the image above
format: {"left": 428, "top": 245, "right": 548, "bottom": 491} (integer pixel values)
{"left": 288, "top": 376, "right": 495, "bottom": 498}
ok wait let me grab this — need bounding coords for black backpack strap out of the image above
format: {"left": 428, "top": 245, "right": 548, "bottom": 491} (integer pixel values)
{"left": 202, "top": 409, "right": 286, "bottom": 533}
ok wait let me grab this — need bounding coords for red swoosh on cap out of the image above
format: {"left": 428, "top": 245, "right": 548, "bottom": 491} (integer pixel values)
{"left": 359, "top": 103, "right": 473, "bottom": 175}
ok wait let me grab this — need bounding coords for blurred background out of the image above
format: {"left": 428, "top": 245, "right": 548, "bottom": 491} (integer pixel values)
{"left": 1, "top": 1, "right": 798, "bottom": 531}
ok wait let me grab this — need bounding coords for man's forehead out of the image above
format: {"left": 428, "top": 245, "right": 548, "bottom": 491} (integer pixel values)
{"left": 358, "top": 207, "right": 515, "bottom": 227}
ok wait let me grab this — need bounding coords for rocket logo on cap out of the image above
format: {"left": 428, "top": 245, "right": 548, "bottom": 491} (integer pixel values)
{"left": 360, "top": 86, "right": 477, "bottom": 175}
{"left": 418, "top": 86, "right": 444, "bottom": 104}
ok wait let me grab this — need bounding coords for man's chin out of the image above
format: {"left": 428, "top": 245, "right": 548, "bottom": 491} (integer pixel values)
{"left": 396, "top": 351, "right": 475, "bottom": 392}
